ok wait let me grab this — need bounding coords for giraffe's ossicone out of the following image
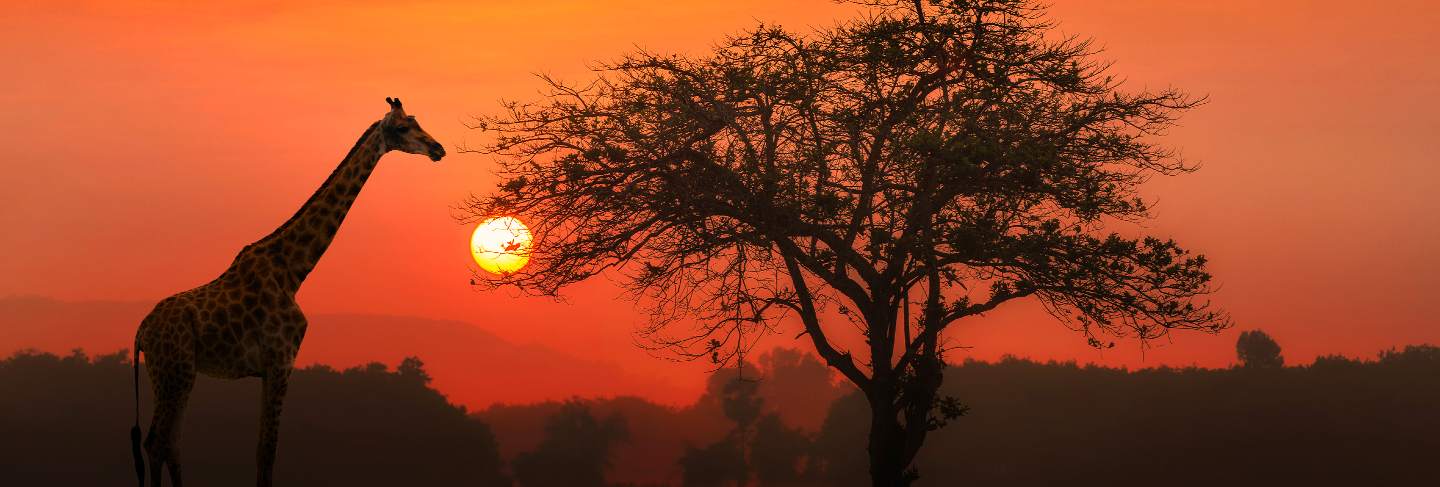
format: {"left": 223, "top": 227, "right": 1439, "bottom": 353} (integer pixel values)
{"left": 129, "top": 97, "right": 445, "bottom": 487}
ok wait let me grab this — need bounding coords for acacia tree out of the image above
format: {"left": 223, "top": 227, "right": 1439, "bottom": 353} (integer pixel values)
{"left": 463, "top": 1, "right": 1229, "bottom": 485}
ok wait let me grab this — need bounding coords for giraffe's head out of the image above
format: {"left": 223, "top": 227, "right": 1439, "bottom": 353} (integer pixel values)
{"left": 380, "top": 97, "right": 446, "bottom": 162}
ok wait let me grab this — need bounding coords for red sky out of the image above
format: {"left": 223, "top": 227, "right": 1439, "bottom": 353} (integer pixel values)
{"left": 2, "top": 0, "right": 1438, "bottom": 406}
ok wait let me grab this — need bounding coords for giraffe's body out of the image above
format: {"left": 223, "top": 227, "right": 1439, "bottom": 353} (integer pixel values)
{"left": 131, "top": 98, "right": 445, "bottom": 487}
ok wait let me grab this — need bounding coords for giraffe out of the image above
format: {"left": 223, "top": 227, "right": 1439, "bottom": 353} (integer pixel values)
{"left": 128, "top": 97, "right": 445, "bottom": 487}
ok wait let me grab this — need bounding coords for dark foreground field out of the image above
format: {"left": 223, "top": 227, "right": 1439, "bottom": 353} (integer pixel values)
{"left": 2, "top": 346, "right": 1437, "bottom": 486}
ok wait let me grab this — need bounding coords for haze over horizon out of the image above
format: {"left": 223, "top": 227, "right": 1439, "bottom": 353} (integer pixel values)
{"left": 2, "top": 0, "right": 1437, "bottom": 405}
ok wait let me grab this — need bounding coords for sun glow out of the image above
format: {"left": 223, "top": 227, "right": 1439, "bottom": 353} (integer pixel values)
{"left": 470, "top": 216, "right": 533, "bottom": 275}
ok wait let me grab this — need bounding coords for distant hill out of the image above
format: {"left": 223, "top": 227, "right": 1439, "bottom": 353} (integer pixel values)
{"left": 0, "top": 295, "right": 679, "bottom": 407}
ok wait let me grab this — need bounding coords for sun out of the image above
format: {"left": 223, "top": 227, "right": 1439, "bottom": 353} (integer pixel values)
{"left": 470, "top": 216, "right": 533, "bottom": 275}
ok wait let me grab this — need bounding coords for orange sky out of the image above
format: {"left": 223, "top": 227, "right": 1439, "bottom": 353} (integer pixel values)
{"left": 2, "top": 0, "right": 1438, "bottom": 406}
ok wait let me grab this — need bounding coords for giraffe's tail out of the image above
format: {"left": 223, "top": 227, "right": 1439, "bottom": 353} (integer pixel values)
{"left": 130, "top": 340, "right": 145, "bottom": 487}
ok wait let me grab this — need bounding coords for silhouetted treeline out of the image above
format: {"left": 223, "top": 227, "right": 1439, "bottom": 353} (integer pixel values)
{"left": 815, "top": 346, "right": 1440, "bottom": 486}
{"left": 484, "top": 346, "right": 1440, "bottom": 486}
{"left": 0, "top": 350, "right": 509, "bottom": 486}
{"left": 4, "top": 344, "right": 1438, "bottom": 486}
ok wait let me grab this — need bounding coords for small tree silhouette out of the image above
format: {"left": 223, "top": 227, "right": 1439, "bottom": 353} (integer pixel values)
{"left": 682, "top": 368, "right": 764, "bottom": 486}
{"left": 1236, "top": 330, "right": 1284, "bottom": 368}
{"left": 721, "top": 377, "right": 764, "bottom": 438}
{"left": 512, "top": 400, "right": 628, "bottom": 487}
{"left": 751, "top": 414, "right": 814, "bottom": 486}
{"left": 757, "top": 348, "right": 842, "bottom": 431}
{"left": 679, "top": 436, "right": 745, "bottom": 487}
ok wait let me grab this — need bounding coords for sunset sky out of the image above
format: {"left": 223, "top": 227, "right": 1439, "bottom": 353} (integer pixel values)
{"left": 2, "top": 0, "right": 1437, "bottom": 406}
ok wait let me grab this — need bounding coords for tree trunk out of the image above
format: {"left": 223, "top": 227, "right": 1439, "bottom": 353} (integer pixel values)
{"left": 866, "top": 353, "right": 943, "bottom": 486}
{"left": 866, "top": 390, "right": 914, "bottom": 487}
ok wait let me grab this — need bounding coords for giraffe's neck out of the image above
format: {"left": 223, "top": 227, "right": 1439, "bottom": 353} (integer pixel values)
{"left": 231, "top": 121, "right": 388, "bottom": 294}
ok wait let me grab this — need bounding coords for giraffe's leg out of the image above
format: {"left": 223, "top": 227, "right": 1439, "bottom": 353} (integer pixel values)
{"left": 144, "top": 359, "right": 195, "bottom": 487}
{"left": 256, "top": 368, "right": 291, "bottom": 487}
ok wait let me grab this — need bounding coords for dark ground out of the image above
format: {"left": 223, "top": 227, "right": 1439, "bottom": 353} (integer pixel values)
{"left": 2, "top": 345, "right": 1437, "bottom": 486}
